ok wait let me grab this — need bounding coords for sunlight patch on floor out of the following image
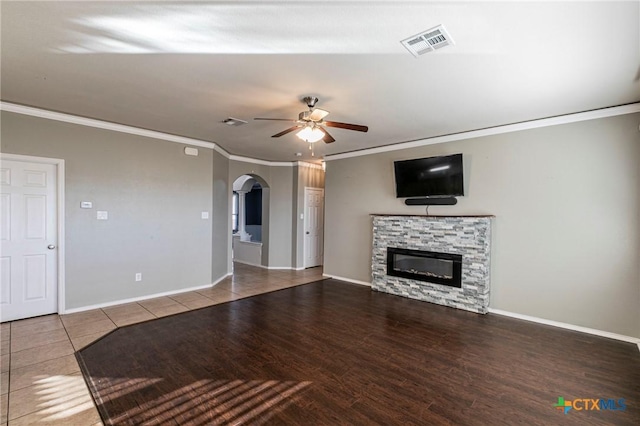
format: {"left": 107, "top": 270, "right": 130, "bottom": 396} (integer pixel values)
{"left": 29, "top": 375, "right": 96, "bottom": 421}
{"left": 92, "top": 376, "right": 164, "bottom": 401}
{"left": 103, "top": 379, "right": 312, "bottom": 424}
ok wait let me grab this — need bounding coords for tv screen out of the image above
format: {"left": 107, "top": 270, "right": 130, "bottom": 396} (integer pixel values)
{"left": 394, "top": 154, "right": 464, "bottom": 198}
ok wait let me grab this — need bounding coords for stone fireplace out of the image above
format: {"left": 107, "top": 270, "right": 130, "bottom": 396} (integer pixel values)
{"left": 371, "top": 215, "right": 493, "bottom": 314}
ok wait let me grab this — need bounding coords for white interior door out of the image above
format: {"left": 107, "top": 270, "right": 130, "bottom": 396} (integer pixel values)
{"left": 1, "top": 160, "right": 58, "bottom": 322}
{"left": 304, "top": 188, "right": 324, "bottom": 268}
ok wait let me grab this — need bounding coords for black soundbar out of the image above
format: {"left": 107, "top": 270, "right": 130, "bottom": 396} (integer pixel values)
{"left": 405, "top": 197, "right": 457, "bottom": 206}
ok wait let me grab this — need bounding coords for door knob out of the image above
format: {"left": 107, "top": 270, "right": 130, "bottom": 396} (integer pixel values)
{"left": 47, "top": 245, "right": 56, "bottom": 250}
{"left": 306, "top": 232, "right": 310, "bottom": 234}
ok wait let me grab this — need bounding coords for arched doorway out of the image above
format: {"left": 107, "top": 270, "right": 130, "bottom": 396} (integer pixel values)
{"left": 231, "top": 174, "right": 270, "bottom": 267}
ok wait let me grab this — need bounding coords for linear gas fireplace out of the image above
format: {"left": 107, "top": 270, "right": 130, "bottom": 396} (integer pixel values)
{"left": 387, "top": 247, "right": 462, "bottom": 288}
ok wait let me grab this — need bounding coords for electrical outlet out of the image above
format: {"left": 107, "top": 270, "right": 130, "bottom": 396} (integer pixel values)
{"left": 135, "top": 273, "right": 142, "bottom": 282}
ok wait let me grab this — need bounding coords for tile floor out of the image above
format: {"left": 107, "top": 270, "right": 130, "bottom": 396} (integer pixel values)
{"left": 0, "top": 263, "right": 324, "bottom": 425}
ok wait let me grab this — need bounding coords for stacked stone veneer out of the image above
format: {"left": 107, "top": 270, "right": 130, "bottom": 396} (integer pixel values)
{"left": 371, "top": 215, "right": 492, "bottom": 314}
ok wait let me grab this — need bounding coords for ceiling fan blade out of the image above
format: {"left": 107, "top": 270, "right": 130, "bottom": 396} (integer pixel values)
{"left": 322, "top": 129, "right": 336, "bottom": 144}
{"left": 309, "top": 108, "right": 330, "bottom": 122}
{"left": 325, "top": 121, "right": 368, "bottom": 132}
{"left": 271, "top": 126, "right": 300, "bottom": 138}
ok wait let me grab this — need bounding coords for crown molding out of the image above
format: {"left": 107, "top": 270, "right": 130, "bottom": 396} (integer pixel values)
{"left": 296, "top": 161, "right": 324, "bottom": 171}
{"left": 0, "top": 101, "right": 308, "bottom": 166}
{"left": 228, "top": 155, "right": 293, "bottom": 167}
{"left": 324, "top": 103, "right": 640, "bottom": 161}
{"left": 0, "top": 101, "right": 226, "bottom": 152}
{"left": 6, "top": 100, "right": 636, "bottom": 167}
{"left": 211, "top": 144, "right": 230, "bottom": 158}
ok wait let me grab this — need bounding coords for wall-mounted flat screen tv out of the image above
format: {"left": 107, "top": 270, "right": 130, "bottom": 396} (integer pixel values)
{"left": 394, "top": 153, "right": 464, "bottom": 198}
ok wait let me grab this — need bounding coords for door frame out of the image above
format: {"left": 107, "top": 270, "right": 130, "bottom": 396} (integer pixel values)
{"left": 1, "top": 153, "right": 66, "bottom": 315}
{"left": 303, "top": 186, "right": 324, "bottom": 269}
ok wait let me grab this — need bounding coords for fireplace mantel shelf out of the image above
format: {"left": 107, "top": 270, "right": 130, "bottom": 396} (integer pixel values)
{"left": 371, "top": 214, "right": 495, "bottom": 218}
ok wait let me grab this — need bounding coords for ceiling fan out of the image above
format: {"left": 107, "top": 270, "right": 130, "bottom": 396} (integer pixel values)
{"left": 254, "top": 96, "right": 368, "bottom": 145}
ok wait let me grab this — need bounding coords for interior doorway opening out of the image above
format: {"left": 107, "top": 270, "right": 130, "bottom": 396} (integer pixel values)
{"left": 231, "top": 174, "right": 269, "bottom": 267}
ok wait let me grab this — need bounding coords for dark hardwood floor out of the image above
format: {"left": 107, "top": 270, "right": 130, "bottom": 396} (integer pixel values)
{"left": 77, "top": 279, "right": 640, "bottom": 425}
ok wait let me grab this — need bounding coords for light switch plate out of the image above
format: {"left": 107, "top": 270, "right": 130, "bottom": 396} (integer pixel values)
{"left": 201, "top": 212, "right": 209, "bottom": 219}
{"left": 97, "top": 211, "right": 108, "bottom": 220}
{"left": 81, "top": 201, "right": 93, "bottom": 209}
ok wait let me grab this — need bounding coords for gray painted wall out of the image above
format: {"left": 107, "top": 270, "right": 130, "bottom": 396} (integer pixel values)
{"left": 265, "top": 166, "right": 294, "bottom": 268}
{"left": 212, "top": 150, "right": 230, "bottom": 280}
{"left": 324, "top": 113, "right": 640, "bottom": 338}
{"left": 2, "top": 111, "right": 216, "bottom": 309}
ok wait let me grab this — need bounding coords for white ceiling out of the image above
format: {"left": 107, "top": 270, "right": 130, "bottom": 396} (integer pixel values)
{"left": 2, "top": 1, "right": 639, "bottom": 162}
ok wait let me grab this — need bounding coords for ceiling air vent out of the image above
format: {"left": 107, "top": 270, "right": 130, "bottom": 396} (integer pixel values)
{"left": 401, "top": 25, "right": 454, "bottom": 57}
{"left": 222, "top": 117, "right": 248, "bottom": 126}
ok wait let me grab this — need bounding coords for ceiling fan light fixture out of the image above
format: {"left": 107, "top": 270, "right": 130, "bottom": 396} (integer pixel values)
{"left": 296, "top": 126, "right": 325, "bottom": 143}
{"left": 256, "top": 96, "right": 367, "bottom": 144}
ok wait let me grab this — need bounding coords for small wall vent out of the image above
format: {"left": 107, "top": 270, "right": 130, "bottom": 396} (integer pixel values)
{"left": 222, "top": 117, "right": 248, "bottom": 126}
{"left": 401, "top": 25, "right": 454, "bottom": 57}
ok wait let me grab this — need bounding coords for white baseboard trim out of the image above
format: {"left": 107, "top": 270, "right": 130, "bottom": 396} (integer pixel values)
{"left": 234, "top": 260, "right": 304, "bottom": 271}
{"left": 211, "top": 273, "right": 233, "bottom": 287}
{"left": 63, "top": 275, "right": 231, "bottom": 314}
{"left": 323, "top": 274, "right": 372, "bottom": 287}
{"left": 233, "top": 259, "right": 264, "bottom": 268}
{"left": 488, "top": 308, "right": 640, "bottom": 348}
